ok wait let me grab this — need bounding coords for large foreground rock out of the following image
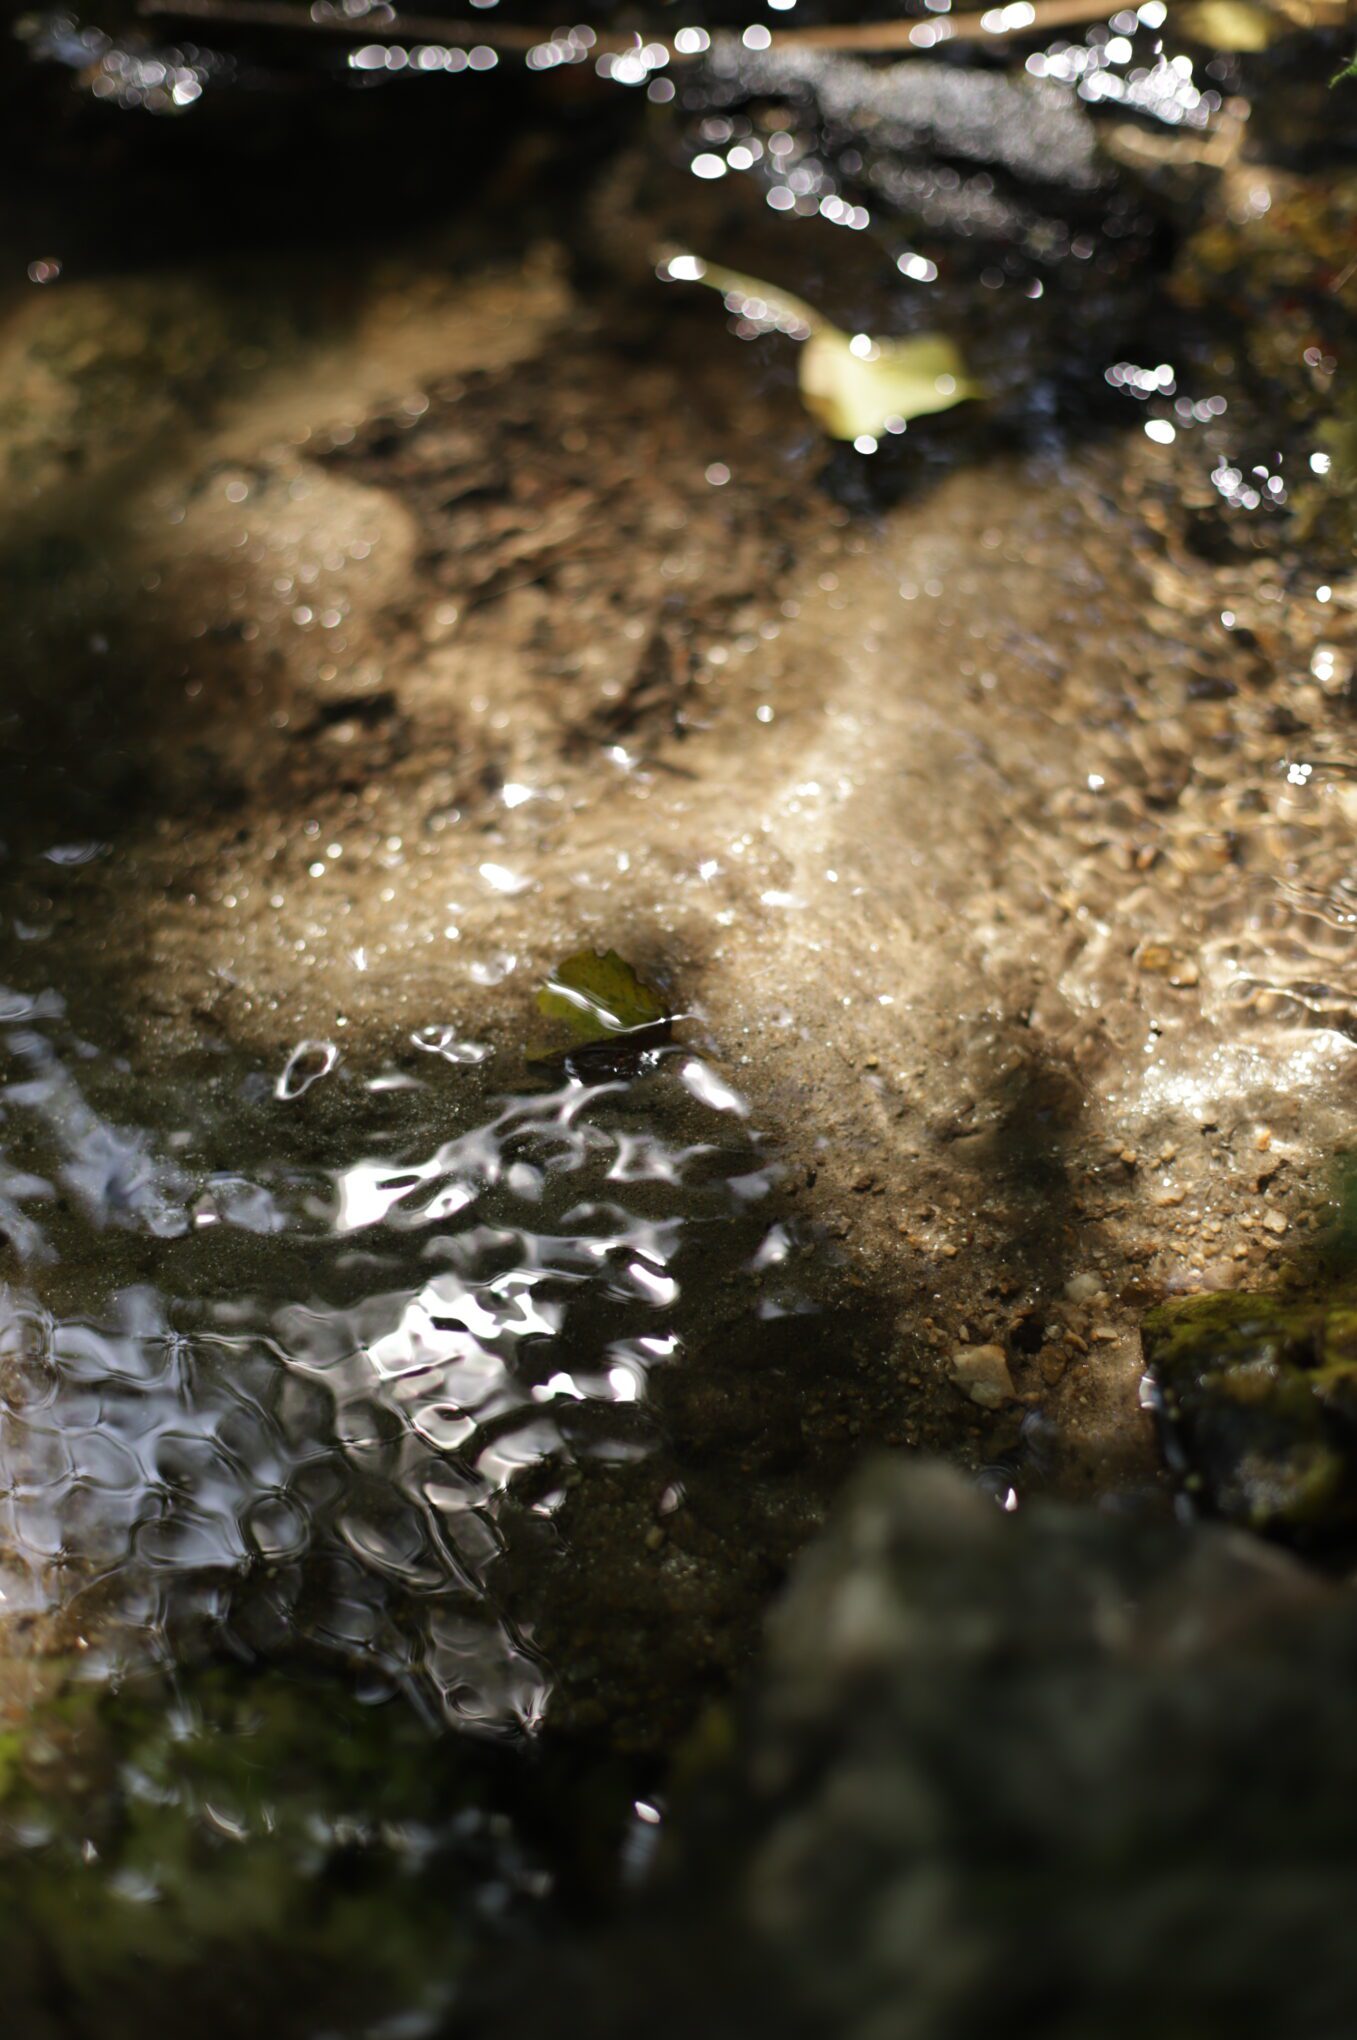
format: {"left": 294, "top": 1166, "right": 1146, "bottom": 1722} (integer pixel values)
{"left": 515, "top": 1459, "right": 1357, "bottom": 2040}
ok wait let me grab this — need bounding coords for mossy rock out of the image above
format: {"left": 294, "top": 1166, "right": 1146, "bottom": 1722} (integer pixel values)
{"left": 0, "top": 1661, "right": 534, "bottom": 2040}
{"left": 1170, "top": 171, "right": 1357, "bottom": 564}
{"left": 1143, "top": 1291, "right": 1357, "bottom": 1537}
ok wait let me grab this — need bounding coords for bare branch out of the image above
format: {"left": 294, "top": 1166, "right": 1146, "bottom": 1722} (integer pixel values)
{"left": 134, "top": 0, "right": 1181, "bottom": 58}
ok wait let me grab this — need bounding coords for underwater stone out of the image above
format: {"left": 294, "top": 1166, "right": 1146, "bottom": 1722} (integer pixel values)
{"left": 948, "top": 1342, "right": 1014, "bottom": 1408}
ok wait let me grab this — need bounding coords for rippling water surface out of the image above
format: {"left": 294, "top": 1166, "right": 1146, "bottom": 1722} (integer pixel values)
{"left": 0, "top": 889, "right": 830, "bottom": 2027}
{"left": 1, "top": 963, "right": 814, "bottom": 1660}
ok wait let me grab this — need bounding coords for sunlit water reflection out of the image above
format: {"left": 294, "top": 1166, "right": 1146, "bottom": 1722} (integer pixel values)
{"left": 0, "top": 1004, "right": 798, "bottom": 1737}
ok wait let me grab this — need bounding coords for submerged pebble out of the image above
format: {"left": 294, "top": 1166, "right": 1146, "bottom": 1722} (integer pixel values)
{"left": 948, "top": 1342, "right": 1015, "bottom": 1408}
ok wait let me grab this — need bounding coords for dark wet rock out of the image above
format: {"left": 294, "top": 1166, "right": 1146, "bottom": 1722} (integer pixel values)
{"left": 705, "top": 46, "right": 1105, "bottom": 193}
{"left": 508, "top": 1457, "right": 1357, "bottom": 2040}
{"left": 1143, "top": 1288, "right": 1357, "bottom": 1538}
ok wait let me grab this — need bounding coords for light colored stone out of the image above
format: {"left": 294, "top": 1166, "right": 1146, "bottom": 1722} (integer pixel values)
{"left": 949, "top": 1344, "right": 1015, "bottom": 1409}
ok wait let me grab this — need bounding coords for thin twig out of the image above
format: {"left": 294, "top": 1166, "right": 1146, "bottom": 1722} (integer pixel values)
{"left": 137, "top": 0, "right": 1170, "bottom": 56}
{"left": 762, "top": 0, "right": 1150, "bottom": 48}
{"left": 1329, "top": 250, "right": 1357, "bottom": 297}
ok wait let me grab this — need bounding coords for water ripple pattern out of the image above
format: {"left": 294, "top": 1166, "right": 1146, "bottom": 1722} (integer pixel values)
{"left": 0, "top": 1023, "right": 780, "bottom": 1734}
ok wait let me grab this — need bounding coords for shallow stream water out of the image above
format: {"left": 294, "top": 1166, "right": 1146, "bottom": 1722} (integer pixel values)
{"left": 4, "top": 5, "right": 1357, "bottom": 2034}
{"left": 0, "top": 942, "right": 815, "bottom": 2030}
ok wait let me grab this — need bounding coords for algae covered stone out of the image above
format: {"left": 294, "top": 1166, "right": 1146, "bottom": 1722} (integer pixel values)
{"left": 1142, "top": 1290, "right": 1357, "bottom": 1538}
{"left": 0, "top": 1661, "right": 544, "bottom": 2040}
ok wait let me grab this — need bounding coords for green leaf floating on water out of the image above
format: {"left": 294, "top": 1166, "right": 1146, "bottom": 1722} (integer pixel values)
{"left": 662, "top": 252, "right": 981, "bottom": 442}
{"left": 535, "top": 949, "right": 670, "bottom": 1047}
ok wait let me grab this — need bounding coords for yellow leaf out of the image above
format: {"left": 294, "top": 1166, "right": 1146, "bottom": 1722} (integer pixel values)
{"left": 1179, "top": 0, "right": 1276, "bottom": 47}
{"left": 799, "top": 329, "right": 978, "bottom": 441}
{"left": 662, "top": 250, "right": 980, "bottom": 441}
